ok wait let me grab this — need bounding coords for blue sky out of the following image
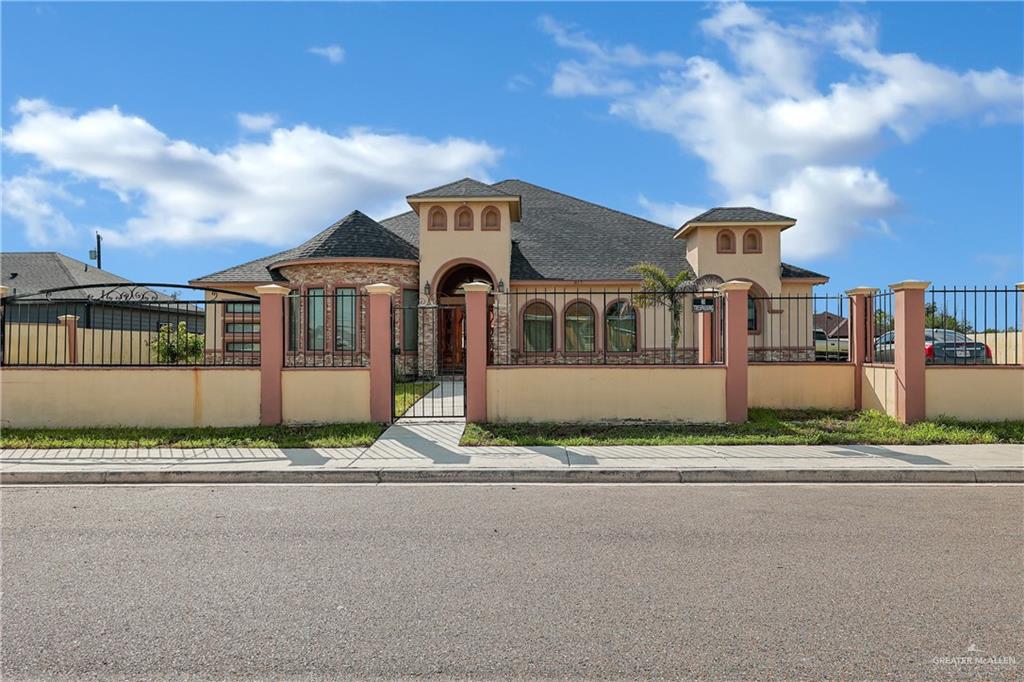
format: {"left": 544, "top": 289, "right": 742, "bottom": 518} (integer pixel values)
{"left": 2, "top": 1, "right": 1022, "bottom": 291}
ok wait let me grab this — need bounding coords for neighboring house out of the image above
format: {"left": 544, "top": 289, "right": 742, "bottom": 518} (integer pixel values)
{"left": 0, "top": 252, "right": 202, "bottom": 332}
{"left": 192, "top": 178, "right": 828, "bottom": 373}
{"left": 813, "top": 311, "right": 849, "bottom": 338}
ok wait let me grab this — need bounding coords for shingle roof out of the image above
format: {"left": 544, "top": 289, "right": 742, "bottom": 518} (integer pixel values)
{"left": 407, "top": 177, "right": 516, "bottom": 199}
{"left": 276, "top": 210, "right": 417, "bottom": 262}
{"left": 194, "top": 179, "right": 826, "bottom": 284}
{"left": 780, "top": 262, "right": 828, "bottom": 280}
{"left": 685, "top": 207, "right": 795, "bottom": 225}
{"left": 0, "top": 252, "right": 180, "bottom": 300}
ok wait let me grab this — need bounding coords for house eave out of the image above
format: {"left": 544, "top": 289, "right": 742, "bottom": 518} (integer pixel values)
{"left": 673, "top": 220, "right": 797, "bottom": 240}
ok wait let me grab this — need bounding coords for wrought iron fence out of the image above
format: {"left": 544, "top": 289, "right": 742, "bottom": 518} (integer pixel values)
{"left": 749, "top": 293, "right": 851, "bottom": 362}
{"left": 489, "top": 288, "right": 725, "bottom": 365}
{"left": 0, "top": 283, "right": 260, "bottom": 366}
{"left": 284, "top": 289, "right": 369, "bottom": 367}
{"left": 922, "top": 286, "right": 1021, "bottom": 365}
{"left": 866, "top": 290, "right": 895, "bottom": 365}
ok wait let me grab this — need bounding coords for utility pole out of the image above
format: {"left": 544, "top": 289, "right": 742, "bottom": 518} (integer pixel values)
{"left": 88, "top": 231, "right": 103, "bottom": 269}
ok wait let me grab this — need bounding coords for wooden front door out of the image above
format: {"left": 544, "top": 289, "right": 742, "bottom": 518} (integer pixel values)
{"left": 438, "top": 305, "right": 465, "bottom": 373}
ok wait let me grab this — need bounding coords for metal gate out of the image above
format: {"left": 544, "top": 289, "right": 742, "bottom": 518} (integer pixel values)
{"left": 392, "top": 302, "right": 466, "bottom": 420}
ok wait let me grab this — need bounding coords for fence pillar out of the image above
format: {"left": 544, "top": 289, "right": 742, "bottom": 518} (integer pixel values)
{"left": 891, "top": 280, "right": 930, "bottom": 424}
{"left": 463, "top": 281, "right": 491, "bottom": 424}
{"left": 846, "top": 287, "right": 878, "bottom": 410}
{"left": 0, "top": 286, "right": 8, "bottom": 365}
{"left": 255, "top": 284, "right": 290, "bottom": 426}
{"left": 57, "top": 314, "right": 79, "bottom": 365}
{"left": 720, "top": 280, "right": 752, "bottom": 423}
{"left": 366, "top": 283, "right": 398, "bottom": 423}
{"left": 697, "top": 289, "right": 718, "bottom": 364}
{"left": 1018, "top": 282, "right": 1024, "bottom": 364}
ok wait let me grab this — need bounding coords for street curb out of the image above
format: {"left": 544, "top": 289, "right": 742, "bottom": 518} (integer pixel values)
{"left": 1, "top": 467, "right": 1021, "bottom": 485}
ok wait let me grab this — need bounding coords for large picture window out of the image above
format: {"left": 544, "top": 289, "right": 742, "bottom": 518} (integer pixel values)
{"left": 335, "top": 287, "right": 356, "bottom": 351}
{"left": 306, "top": 288, "right": 324, "bottom": 351}
{"left": 402, "top": 289, "right": 418, "bottom": 351}
{"left": 523, "top": 301, "right": 554, "bottom": 353}
{"left": 564, "top": 302, "right": 595, "bottom": 353}
{"left": 606, "top": 301, "right": 636, "bottom": 352}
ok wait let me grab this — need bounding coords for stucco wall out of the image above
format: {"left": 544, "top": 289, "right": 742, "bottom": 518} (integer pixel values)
{"left": 417, "top": 201, "right": 512, "bottom": 295}
{"left": 748, "top": 363, "right": 855, "bottom": 410}
{"left": 862, "top": 365, "right": 897, "bottom": 417}
{"left": 281, "top": 369, "right": 371, "bottom": 424}
{"left": 0, "top": 368, "right": 260, "bottom": 428}
{"left": 925, "top": 367, "right": 1024, "bottom": 421}
{"left": 685, "top": 226, "right": 786, "bottom": 294}
{"left": 486, "top": 366, "right": 727, "bottom": 422}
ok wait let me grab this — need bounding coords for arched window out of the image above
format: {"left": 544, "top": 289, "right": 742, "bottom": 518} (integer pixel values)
{"left": 564, "top": 301, "right": 596, "bottom": 353}
{"left": 428, "top": 206, "right": 447, "bottom": 230}
{"left": 482, "top": 206, "right": 500, "bottom": 231}
{"left": 523, "top": 302, "right": 554, "bottom": 353}
{"left": 743, "top": 229, "right": 762, "bottom": 253}
{"left": 746, "top": 282, "right": 767, "bottom": 334}
{"left": 606, "top": 301, "right": 637, "bottom": 352}
{"left": 716, "top": 229, "right": 735, "bottom": 254}
{"left": 454, "top": 206, "right": 473, "bottom": 231}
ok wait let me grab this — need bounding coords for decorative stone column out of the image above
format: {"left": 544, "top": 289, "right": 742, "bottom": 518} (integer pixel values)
{"left": 463, "top": 281, "right": 491, "bottom": 424}
{"left": 366, "top": 283, "right": 398, "bottom": 423}
{"left": 846, "top": 287, "right": 878, "bottom": 410}
{"left": 255, "top": 284, "right": 290, "bottom": 426}
{"left": 720, "top": 280, "right": 752, "bottom": 423}
{"left": 891, "top": 280, "right": 930, "bottom": 424}
{"left": 57, "top": 314, "right": 79, "bottom": 365}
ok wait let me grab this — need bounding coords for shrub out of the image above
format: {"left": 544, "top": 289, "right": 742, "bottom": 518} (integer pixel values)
{"left": 149, "top": 321, "right": 204, "bottom": 364}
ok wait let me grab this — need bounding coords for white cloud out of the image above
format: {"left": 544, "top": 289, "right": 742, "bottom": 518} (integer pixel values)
{"left": 1, "top": 175, "right": 80, "bottom": 246}
{"left": 3, "top": 99, "right": 501, "bottom": 247}
{"left": 236, "top": 112, "right": 279, "bottom": 132}
{"left": 637, "top": 195, "right": 705, "bottom": 229}
{"left": 308, "top": 44, "right": 345, "bottom": 64}
{"left": 506, "top": 74, "right": 534, "bottom": 92}
{"left": 542, "top": 4, "right": 1023, "bottom": 259}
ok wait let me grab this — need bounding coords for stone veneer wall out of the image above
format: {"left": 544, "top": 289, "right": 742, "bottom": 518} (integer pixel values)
{"left": 276, "top": 261, "right": 419, "bottom": 373}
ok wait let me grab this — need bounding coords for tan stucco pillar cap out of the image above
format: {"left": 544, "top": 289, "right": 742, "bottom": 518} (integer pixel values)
{"left": 57, "top": 314, "right": 79, "bottom": 323}
{"left": 1015, "top": 282, "right": 1024, "bottom": 291}
{"left": 0, "top": 286, "right": 10, "bottom": 298}
{"left": 889, "top": 280, "right": 931, "bottom": 291}
{"left": 718, "top": 280, "right": 753, "bottom": 292}
{"left": 845, "top": 286, "right": 879, "bottom": 296}
{"left": 254, "top": 284, "right": 291, "bottom": 296}
{"left": 365, "top": 283, "right": 399, "bottom": 296}
{"left": 461, "top": 281, "right": 492, "bottom": 293}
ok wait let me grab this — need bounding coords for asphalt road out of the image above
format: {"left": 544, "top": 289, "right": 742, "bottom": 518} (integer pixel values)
{"left": 2, "top": 484, "right": 1022, "bottom": 680}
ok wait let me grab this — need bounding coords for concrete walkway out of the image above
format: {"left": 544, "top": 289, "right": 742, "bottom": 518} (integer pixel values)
{"left": 1, "top": 421, "right": 1021, "bottom": 484}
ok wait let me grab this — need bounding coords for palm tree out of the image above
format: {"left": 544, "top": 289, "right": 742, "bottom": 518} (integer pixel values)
{"left": 627, "top": 262, "right": 692, "bottom": 361}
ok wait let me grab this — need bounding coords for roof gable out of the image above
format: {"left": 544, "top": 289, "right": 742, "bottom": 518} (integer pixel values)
{"left": 273, "top": 210, "right": 417, "bottom": 264}
{"left": 407, "top": 177, "right": 516, "bottom": 199}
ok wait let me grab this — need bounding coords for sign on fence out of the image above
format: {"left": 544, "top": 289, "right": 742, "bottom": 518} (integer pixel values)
{"left": 693, "top": 298, "right": 716, "bottom": 313}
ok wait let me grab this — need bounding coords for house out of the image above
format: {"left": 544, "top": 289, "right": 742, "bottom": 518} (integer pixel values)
{"left": 191, "top": 178, "right": 828, "bottom": 374}
{"left": 813, "top": 310, "right": 849, "bottom": 338}
{"left": 1, "top": 252, "right": 204, "bottom": 365}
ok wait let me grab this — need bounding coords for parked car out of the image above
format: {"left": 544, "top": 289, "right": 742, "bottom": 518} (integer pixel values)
{"left": 873, "top": 329, "right": 992, "bottom": 364}
{"left": 813, "top": 328, "right": 849, "bottom": 361}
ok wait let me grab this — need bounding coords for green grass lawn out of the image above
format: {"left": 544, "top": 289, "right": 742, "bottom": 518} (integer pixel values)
{"left": 460, "top": 409, "right": 1024, "bottom": 447}
{"left": 0, "top": 423, "right": 385, "bottom": 449}
{"left": 393, "top": 381, "right": 438, "bottom": 418}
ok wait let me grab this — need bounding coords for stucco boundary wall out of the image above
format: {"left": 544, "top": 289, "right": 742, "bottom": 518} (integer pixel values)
{"left": 486, "top": 366, "right": 728, "bottom": 423}
{"left": 0, "top": 367, "right": 261, "bottom": 429}
{"left": 925, "top": 366, "right": 1024, "bottom": 422}
{"left": 281, "top": 368, "right": 371, "bottom": 424}
{"left": 748, "top": 363, "right": 856, "bottom": 411}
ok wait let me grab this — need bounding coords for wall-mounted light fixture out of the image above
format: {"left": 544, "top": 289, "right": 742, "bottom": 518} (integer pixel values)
{"left": 497, "top": 279, "right": 505, "bottom": 293}
{"left": 423, "top": 282, "right": 431, "bottom": 296}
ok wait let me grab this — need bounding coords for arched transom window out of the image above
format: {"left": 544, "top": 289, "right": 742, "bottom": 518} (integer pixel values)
{"left": 523, "top": 301, "right": 554, "bottom": 353}
{"left": 564, "top": 301, "right": 596, "bottom": 353}
{"left": 743, "top": 229, "right": 762, "bottom": 253}
{"left": 455, "top": 206, "right": 473, "bottom": 231}
{"left": 482, "top": 206, "right": 501, "bottom": 231}
{"left": 716, "top": 229, "right": 735, "bottom": 254}
{"left": 428, "top": 206, "right": 447, "bottom": 230}
{"left": 605, "top": 301, "right": 637, "bottom": 353}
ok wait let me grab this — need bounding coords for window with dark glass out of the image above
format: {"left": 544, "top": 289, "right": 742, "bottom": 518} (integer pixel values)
{"left": 402, "top": 289, "right": 419, "bottom": 351}
{"left": 606, "top": 301, "right": 636, "bottom": 352}
{"left": 227, "top": 342, "right": 259, "bottom": 352}
{"left": 747, "top": 297, "right": 758, "bottom": 332}
{"left": 226, "top": 302, "right": 259, "bottom": 314}
{"left": 335, "top": 288, "right": 356, "bottom": 351}
{"left": 288, "top": 293, "right": 300, "bottom": 351}
{"left": 226, "top": 323, "right": 260, "bottom": 333}
{"left": 564, "top": 302, "right": 595, "bottom": 353}
{"left": 523, "top": 302, "right": 554, "bottom": 352}
{"left": 306, "top": 288, "right": 324, "bottom": 351}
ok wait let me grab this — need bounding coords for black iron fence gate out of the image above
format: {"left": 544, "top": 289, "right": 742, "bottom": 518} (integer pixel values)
{"left": 392, "top": 301, "right": 466, "bottom": 420}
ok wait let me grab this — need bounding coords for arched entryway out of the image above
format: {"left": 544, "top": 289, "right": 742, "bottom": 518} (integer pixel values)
{"left": 432, "top": 260, "right": 495, "bottom": 372}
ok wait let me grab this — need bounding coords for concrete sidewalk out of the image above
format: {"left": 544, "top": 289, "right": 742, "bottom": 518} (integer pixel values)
{"left": 1, "top": 421, "right": 1021, "bottom": 484}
